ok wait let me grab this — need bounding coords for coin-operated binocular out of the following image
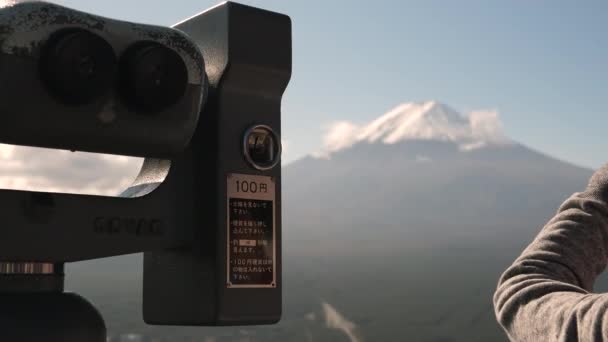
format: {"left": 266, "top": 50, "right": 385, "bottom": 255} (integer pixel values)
{"left": 0, "top": 1, "right": 291, "bottom": 341}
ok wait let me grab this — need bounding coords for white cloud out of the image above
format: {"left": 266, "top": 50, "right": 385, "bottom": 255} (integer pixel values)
{"left": 0, "top": 0, "right": 41, "bottom": 6}
{"left": 468, "top": 109, "right": 509, "bottom": 144}
{"left": 281, "top": 138, "right": 289, "bottom": 164}
{"left": 459, "top": 141, "right": 487, "bottom": 152}
{"left": 315, "top": 101, "right": 512, "bottom": 157}
{"left": 0, "top": 144, "right": 14, "bottom": 159}
{"left": 415, "top": 155, "right": 432, "bottom": 163}
{"left": 322, "top": 301, "right": 362, "bottom": 342}
{"left": 0, "top": 144, "right": 143, "bottom": 196}
{"left": 313, "top": 121, "right": 361, "bottom": 159}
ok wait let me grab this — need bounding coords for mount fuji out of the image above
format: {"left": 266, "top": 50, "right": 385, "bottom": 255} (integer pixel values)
{"left": 281, "top": 101, "right": 595, "bottom": 341}
{"left": 67, "top": 101, "right": 596, "bottom": 342}
{"left": 315, "top": 101, "right": 511, "bottom": 159}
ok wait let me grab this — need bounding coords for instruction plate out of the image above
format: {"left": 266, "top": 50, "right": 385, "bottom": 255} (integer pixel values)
{"left": 226, "top": 174, "right": 276, "bottom": 288}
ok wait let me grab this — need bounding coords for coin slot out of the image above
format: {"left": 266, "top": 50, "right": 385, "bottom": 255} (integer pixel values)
{"left": 243, "top": 125, "right": 281, "bottom": 171}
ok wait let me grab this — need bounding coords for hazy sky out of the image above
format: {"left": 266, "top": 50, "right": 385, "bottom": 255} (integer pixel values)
{"left": 0, "top": 0, "right": 606, "bottom": 196}
{"left": 48, "top": 0, "right": 607, "bottom": 169}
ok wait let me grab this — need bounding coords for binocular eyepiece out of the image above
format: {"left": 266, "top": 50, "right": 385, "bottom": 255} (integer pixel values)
{"left": 119, "top": 41, "right": 189, "bottom": 113}
{"left": 40, "top": 29, "right": 189, "bottom": 113}
{"left": 40, "top": 29, "right": 116, "bottom": 106}
{"left": 0, "top": 1, "right": 206, "bottom": 158}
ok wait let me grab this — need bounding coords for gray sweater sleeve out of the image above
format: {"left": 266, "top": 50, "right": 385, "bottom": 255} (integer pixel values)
{"left": 494, "top": 164, "right": 608, "bottom": 341}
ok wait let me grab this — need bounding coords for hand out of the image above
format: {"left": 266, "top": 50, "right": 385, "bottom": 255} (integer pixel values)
{"left": 587, "top": 163, "right": 608, "bottom": 199}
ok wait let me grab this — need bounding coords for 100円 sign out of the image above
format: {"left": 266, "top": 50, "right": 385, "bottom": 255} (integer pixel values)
{"left": 226, "top": 173, "right": 276, "bottom": 288}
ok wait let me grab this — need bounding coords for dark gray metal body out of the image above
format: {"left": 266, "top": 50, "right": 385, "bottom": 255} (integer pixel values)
{"left": 0, "top": 293, "right": 106, "bottom": 341}
{"left": 0, "top": 0, "right": 208, "bottom": 270}
{"left": 142, "top": 3, "right": 291, "bottom": 325}
{"left": 0, "top": 0, "right": 291, "bottom": 337}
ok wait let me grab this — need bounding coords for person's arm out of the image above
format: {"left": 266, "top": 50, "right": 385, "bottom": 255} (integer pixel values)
{"left": 494, "top": 164, "right": 608, "bottom": 341}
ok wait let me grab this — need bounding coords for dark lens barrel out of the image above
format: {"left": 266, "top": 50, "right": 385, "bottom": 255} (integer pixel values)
{"left": 120, "top": 42, "right": 188, "bottom": 113}
{"left": 40, "top": 29, "right": 117, "bottom": 105}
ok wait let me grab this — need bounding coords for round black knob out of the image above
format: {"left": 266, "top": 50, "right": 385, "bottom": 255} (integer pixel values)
{"left": 119, "top": 42, "right": 188, "bottom": 113}
{"left": 40, "top": 29, "right": 117, "bottom": 105}
{"left": 243, "top": 125, "right": 281, "bottom": 171}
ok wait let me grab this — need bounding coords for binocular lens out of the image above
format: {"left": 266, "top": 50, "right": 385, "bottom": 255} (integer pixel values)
{"left": 120, "top": 43, "right": 188, "bottom": 113}
{"left": 41, "top": 29, "right": 117, "bottom": 105}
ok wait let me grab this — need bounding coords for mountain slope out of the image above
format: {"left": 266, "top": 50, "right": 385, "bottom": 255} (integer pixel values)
{"left": 282, "top": 102, "right": 593, "bottom": 341}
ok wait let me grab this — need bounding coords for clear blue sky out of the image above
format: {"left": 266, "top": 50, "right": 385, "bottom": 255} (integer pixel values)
{"left": 57, "top": 0, "right": 607, "bottom": 169}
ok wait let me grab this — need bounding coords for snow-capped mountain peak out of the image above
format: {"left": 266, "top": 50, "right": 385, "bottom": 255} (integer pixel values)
{"left": 358, "top": 101, "right": 470, "bottom": 144}
{"left": 316, "top": 101, "right": 512, "bottom": 158}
